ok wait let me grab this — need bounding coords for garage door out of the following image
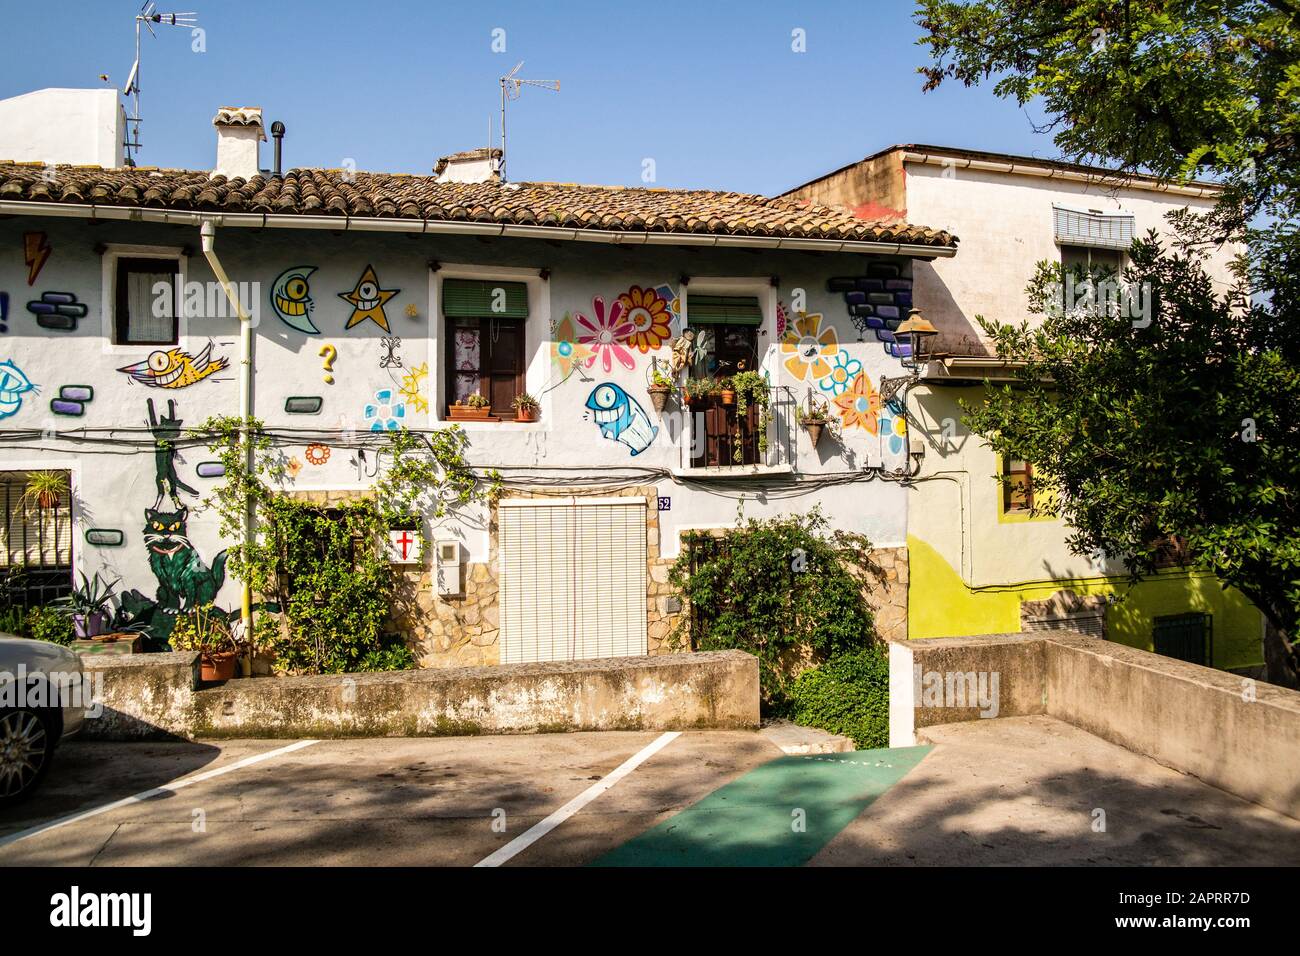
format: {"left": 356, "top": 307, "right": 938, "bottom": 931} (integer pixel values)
{"left": 498, "top": 497, "right": 648, "bottom": 663}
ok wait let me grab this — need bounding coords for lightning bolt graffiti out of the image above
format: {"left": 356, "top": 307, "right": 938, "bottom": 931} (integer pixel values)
{"left": 23, "top": 232, "right": 50, "bottom": 286}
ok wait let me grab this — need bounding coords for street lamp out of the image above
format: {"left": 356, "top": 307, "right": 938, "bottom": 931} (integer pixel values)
{"left": 879, "top": 308, "right": 938, "bottom": 404}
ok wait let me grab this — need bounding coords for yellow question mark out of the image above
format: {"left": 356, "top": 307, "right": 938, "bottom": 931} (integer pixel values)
{"left": 319, "top": 343, "right": 337, "bottom": 384}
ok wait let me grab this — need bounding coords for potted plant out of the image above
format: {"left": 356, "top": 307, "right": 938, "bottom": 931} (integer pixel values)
{"left": 21, "top": 470, "right": 68, "bottom": 510}
{"left": 52, "top": 570, "right": 118, "bottom": 639}
{"left": 718, "top": 377, "right": 736, "bottom": 405}
{"left": 797, "top": 396, "right": 830, "bottom": 448}
{"left": 512, "top": 393, "right": 540, "bottom": 422}
{"left": 684, "top": 377, "right": 716, "bottom": 407}
{"left": 448, "top": 392, "right": 493, "bottom": 421}
{"left": 169, "top": 604, "right": 241, "bottom": 681}
{"left": 647, "top": 367, "right": 676, "bottom": 414}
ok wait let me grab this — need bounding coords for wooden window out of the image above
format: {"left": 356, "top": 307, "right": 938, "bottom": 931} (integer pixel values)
{"left": 115, "top": 257, "right": 180, "bottom": 345}
{"left": 1002, "top": 458, "right": 1034, "bottom": 512}
{"left": 443, "top": 279, "right": 529, "bottom": 419}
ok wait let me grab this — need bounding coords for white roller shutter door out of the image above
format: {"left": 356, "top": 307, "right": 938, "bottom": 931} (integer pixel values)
{"left": 498, "top": 498, "right": 648, "bottom": 663}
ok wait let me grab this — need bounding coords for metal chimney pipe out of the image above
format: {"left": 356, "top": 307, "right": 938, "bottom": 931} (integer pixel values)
{"left": 271, "top": 121, "right": 285, "bottom": 177}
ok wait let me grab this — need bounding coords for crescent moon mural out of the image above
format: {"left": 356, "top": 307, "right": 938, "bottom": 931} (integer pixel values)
{"left": 270, "top": 265, "right": 320, "bottom": 334}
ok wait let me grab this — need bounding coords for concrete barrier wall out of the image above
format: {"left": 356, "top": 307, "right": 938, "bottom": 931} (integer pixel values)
{"left": 1045, "top": 633, "right": 1300, "bottom": 819}
{"left": 79, "top": 650, "right": 759, "bottom": 740}
{"left": 81, "top": 652, "right": 199, "bottom": 740}
{"left": 890, "top": 630, "right": 1300, "bottom": 819}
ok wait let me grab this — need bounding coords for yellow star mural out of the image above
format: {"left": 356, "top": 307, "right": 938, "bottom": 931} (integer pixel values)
{"left": 339, "top": 264, "right": 399, "bottom": 332}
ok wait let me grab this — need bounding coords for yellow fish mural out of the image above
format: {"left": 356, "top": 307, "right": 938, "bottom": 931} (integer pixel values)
{"left": 118, "top": 342, "right": 229, "bottom": 389}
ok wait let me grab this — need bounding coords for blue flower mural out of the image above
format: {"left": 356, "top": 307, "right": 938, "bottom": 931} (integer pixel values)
{"left": 818, "top": 349, "right": 863, "bottom": 397}
{"left": 364, "top": 388, "right": 406, "bottom": 431}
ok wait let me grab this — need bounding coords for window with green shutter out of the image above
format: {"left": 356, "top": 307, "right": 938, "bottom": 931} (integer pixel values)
{"left": 442, "top": 279, "right": 529, "bottom": 419}
{"left": 442, "top": 279, "right": 529, "bottom": 319}
{"left": 687, "top": 294, "right": 762, "bottom": 326}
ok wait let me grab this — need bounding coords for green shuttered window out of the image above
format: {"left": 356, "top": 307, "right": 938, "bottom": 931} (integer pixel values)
{"left": 688, "top": 294, "right": 762, "bottom": 326}
{"left": 442, "top": 279, "right": 529, "bottom": 319}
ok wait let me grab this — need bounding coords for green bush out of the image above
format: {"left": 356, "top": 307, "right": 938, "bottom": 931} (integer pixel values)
{"left": 356, "top": 638, "right": 419, "bottom": 673}
{"left": 668, "top": 506, "right": 880, "bottom": 705}
{"left": 787, "top": 646, "right": 890, "bottom": 749}
{"left": 24, "top": 606, "right": 75, "bottom": 646}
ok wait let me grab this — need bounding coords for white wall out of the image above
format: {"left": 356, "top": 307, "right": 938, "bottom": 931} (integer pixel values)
{"left": 0, "top": 217, "right": 913, "bottom": 640}
{"left": 0, "top": 89, "right": 124, "bottom": 168}
{"left": 904, "top": 162, "right": 1237, "bottom": 346}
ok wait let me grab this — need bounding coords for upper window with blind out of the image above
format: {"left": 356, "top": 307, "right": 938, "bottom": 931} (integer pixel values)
{"left": 443, "top": 278, "right": 529, "bottom": 419}
{"left": 1052, "top": 205, "right": 1135, "bottom": 250}
{"left": 114, "top": 256, "right": 181, "bottom": 345}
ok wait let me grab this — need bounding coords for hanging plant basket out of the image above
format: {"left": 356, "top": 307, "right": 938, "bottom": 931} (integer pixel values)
{"left": 647, "top": 385, "right": 672, "bottom": 414}
{"left": 802, "top": 419, "right": 826, "bottom": 447}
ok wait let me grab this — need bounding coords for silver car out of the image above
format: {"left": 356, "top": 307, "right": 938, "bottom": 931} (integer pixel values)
{"left": 0, "top": 634, "right": 86, "bottom": 805}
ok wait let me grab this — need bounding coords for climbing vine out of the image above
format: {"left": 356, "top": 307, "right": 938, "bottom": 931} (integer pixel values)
{"left": 189, "top": 417, "right": 499, "bottom": 674}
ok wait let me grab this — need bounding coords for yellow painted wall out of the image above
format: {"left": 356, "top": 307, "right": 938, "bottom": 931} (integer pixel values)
{"left": 908, "top": 535, "right": 1264, "bottom": 670}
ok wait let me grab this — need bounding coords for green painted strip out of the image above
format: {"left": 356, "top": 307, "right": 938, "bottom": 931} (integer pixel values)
{"left": 593, "top": 745, "right": 931, "bottom": 867}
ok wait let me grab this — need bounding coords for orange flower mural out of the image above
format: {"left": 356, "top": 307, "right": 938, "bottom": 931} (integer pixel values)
{"left": 617, "top": 285, "right": 674, "bottom": 353}
{"left": 834, "top": 372, "right": 881, "bottom": 433}
{"left": 780, "top": 312, "right": 839, "bottom": 381}
{"left": 551, "top": 313, "right": 596, "bottom": 380}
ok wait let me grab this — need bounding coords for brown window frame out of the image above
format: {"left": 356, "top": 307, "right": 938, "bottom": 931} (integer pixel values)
{"left": 114, "top": 256, "right": 181, "bottom": 346}
{"left": 1002, "top": 458, "right": 1035, "bottom": 513}
{"left": 444, "top": 314, "right": 527, "bottom": 421}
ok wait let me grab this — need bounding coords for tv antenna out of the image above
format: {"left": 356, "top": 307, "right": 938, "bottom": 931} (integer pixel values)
{"left": 499, "top": 61, "right": 559, "bottom": 182}
{"left": 122, "top": 3, "right": 199, "bottom": 167}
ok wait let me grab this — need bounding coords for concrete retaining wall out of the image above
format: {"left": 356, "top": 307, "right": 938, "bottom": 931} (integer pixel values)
{"left": 889, "top": 631, "right": 1300, "bottom": 819}
{"left": 81, "top": 652, "right": 198, "bottom": 740}
{"left": 80, "top": 650, "right": 759, "bottom": 740}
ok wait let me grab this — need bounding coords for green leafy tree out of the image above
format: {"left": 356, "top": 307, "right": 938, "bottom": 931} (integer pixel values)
{"left": 964, "top": 237, "right": 1300, "bottom": 686}
{"left": 917, "top": 0, "right": 1300, "bottom": 685}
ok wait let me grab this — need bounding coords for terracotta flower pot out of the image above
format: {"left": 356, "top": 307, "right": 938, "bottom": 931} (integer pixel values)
{"left": 36, "top": 490, "right": 59, "bottom": 509}
{"left": 201, "top": 651, "right": 239, "bottom": 682}
{"left": 647, "top": 386, "right": 671, "bottom": 413}
{"left": 803, "top": 421, "right": 826, "bottom": 447}
{"left": 448, "top": 405, "right": 493, "bottom": 421}
{"left": 515, "top": 406, "right": 539, "bottom": 422}
{"left": 720, "top": 390, "right": 735, "bottom": 405}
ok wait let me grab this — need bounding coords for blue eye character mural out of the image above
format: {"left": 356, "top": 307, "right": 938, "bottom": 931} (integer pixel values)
{"left": 586, "top": 383, "right": 658, "bottom": 456}
{"left": 0, "top": 359, "right": 36, "bottom": 419}
{"left": 270, "top": 266, "right": 319, "bottom": 334}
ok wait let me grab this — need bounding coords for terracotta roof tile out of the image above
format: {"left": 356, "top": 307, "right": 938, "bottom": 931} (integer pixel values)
{"left": 0, "top": 163, "right": 958, "bottom": 248}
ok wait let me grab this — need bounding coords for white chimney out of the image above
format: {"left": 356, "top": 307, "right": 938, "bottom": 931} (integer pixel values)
{"left": 212, "top": 106, "right": 265, "bottom": 180}
{"left": 433, "top": 148, "right": 502, "bottom": 184}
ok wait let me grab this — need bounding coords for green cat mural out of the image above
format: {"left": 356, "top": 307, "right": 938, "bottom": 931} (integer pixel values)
{"left": 116, "top": 397, "right": 231, "bottom": 649}
{"left": 120, "top": 505, "right": 229, "bottom": 649}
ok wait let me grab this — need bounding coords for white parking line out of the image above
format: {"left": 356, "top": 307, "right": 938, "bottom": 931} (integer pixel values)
{"left": 0, "top": 739, "right": 320, "bottom": 849}
{"left": 474, "top": 731, "right": 681, "bottom": 868}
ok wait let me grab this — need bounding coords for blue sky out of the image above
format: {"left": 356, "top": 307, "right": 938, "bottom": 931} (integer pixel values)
{"left": 1, "top": 0, "right": 1054, "bottom": 194}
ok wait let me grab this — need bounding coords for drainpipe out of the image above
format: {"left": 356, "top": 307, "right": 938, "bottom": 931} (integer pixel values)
{"left": 200, "top": 219, "right": 255, "bottom": 667}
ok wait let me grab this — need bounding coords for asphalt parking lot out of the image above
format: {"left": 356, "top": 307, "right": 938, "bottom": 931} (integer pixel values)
{"left": 3, "top": 720, "right": 1298, "bottom": 867}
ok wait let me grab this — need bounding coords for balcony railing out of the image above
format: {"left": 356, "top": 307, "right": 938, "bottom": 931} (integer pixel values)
{"left": 680, "top": 385, "right": 796, "bottom": 471}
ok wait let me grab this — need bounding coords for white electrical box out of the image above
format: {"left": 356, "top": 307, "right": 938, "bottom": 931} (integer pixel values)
{"left": 435, "top": 539, "right": 461, "bottom": 596}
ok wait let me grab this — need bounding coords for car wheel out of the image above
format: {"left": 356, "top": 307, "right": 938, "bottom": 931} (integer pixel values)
{"left": 0, "top": 708, "right": 55, "bottom": 806}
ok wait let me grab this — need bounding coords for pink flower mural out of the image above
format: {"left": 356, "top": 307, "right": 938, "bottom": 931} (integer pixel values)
{"left": 575, "top": 296, "right": 637, "bottom": 373}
